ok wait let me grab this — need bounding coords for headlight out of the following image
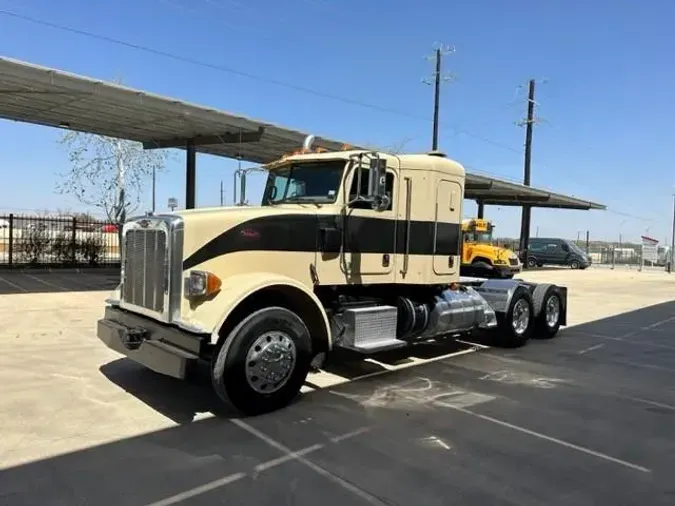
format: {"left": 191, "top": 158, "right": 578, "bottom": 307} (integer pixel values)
{"left": 184, "top": 270, "right": 222, "bottom": 299}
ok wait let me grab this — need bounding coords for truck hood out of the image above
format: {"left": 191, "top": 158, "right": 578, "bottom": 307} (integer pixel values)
{"left": 470, "top": 243, "right": 518, "bottom": 262}
{"left": 172, "top": 205, "right": 320, "bottom": 271}
{"left": 172, "top": 204, "right": 313, "bottom": 222}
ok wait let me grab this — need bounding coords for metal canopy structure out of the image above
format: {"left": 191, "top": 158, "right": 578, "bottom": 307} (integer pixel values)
{"left": 0, "top": 56, "right": 605, "bottom": 211}
{"left": 465, "top": 174, "right": 605, "bottom": 210}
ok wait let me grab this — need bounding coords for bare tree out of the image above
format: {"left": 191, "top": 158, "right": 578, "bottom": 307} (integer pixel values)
{"left": 56, "top": 131, "right": 168, "bottom": 225}
{"left": 385, "top": 136, "right": 415, "bottom": 154}
{"left": 360, "top": 136, "right": 415, "bottom": 154}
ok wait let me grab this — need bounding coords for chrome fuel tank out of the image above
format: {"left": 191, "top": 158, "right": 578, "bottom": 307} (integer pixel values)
{"left": 416, "top": 287, "right": 497, "bottom": 340}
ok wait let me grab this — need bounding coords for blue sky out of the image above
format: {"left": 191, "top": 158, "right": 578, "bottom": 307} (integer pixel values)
{"left": 0, "top": 0, "right": 674, "bottom": 243}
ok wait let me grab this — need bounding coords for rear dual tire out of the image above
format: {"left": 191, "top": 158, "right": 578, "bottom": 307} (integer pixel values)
{"left": 495, "top": 284, "right": 563, "bottom": 346}
{"left": 532, "top": 284, "right": 563, "bottom": 338}
{"left": 495, "top": 286, "right": 534, "bottom": 347}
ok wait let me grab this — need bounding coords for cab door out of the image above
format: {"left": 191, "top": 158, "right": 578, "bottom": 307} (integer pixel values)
{"left": 340, "top": 166, "right": 398, "bottom": 281}
{"left": 433, "top": 178, "right": 462, "bottom": 275}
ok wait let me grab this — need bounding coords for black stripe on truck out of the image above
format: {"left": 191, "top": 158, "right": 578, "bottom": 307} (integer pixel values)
{"left": 183, "top": 214, "right": 461, "bottom": 271}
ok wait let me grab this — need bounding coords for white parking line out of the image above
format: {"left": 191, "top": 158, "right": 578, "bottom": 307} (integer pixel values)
{"left": 437, "top": 400, "right": 651, "bottom": 473}
{"left": 575, "top": 332, "right": 675, "bottom": 352}
{"left": 144, "top": 424, "right": 372, "bottom": 506}
{"left": 619, "top": 316, "right": 675, "bottom": 340}
{"left": 232, "top": 419, "right": 386, "bottom": 505}
{"left": 480, "top": 351, "right": 675, "bottom": 413}
{"left": 577, "top": 343, "right": 606, "bottom": 355}
{"left": 621, "top": 395, "right": 675, "bottom": 411}
{"left": 0, "top": 275, "right": 28, "bottom": 292}
{"left": 254, "top": 443, "right": 324, "bottom": 472}
{"left": 374, "top": 384, "right": 651, "bottom": 474}
{"left": 643, "top": 316, "right": 675, "bottom": 330}
{"left": 146, "top": 472, "right": 246, "bottom": 506}
{"left": 330, "top": 374, "right": 651, "bottom": 475}
{"left": 350, "top": 346, "right": 483, "bottom": 383}
{"left": 330, "top": 426, "right": 371, "bottom": 443}
{"left": 25, "top": 274, "right": 65, "bottom": 291}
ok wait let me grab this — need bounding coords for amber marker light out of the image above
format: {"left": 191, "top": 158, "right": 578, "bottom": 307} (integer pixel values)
{"left": 184, "top": 270, "right": 222, "bottom": 299}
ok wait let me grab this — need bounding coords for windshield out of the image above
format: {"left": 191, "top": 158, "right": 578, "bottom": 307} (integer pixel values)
{"left": 464, "top": 231, "right": 493, "bottom": 244}
{"left": 262, "top": 160, "right": 345, "bottom": 205}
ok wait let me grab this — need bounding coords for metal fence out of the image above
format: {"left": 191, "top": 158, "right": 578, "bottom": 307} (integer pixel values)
{"left": 0, "top": 213, "right": 121, "bottom": 268}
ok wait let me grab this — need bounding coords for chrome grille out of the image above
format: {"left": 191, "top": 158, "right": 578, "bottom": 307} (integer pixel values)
{"left": 122, "top": 228, "right": 167, "bottom": 312}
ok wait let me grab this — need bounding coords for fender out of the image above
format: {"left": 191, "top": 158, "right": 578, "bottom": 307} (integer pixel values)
{"left": 208, "top": 272, "right": 331, "bottom": 347}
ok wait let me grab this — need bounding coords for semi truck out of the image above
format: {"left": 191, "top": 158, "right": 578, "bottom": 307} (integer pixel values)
{"left": 96, "top": 138, "right": 568, "bottom": 416}
{"left": 460, "top": 218, "right": 521, "bottom": 278}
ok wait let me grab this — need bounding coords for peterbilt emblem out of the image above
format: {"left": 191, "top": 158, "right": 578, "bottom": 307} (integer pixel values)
{"left": 138, "top": 220, "right": 150, "bottom": 228}
{"left": 240, "top": 228, "right": 259, "bottom": 239}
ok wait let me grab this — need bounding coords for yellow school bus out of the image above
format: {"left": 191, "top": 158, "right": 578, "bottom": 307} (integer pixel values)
{"left": 461, "top": 218, "right": 521, "bottom": 278}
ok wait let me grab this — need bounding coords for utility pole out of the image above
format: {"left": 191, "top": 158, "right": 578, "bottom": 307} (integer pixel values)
{"left": 220, "top": 180, "right": 224, "bottom": 206}
{"left": 518, "top": 79, "right": 537, "bottom": 267}
{"left": 669, "top": 193, "right": 675, "bottom": 273}
{"left": 422, "top": 43, "right": 455, "bottom": 151}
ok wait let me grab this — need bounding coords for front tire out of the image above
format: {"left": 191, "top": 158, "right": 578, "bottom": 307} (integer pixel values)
{"left": 495, "top": 286, "right": 534, "bottom": 347}
{"left": 211, "top": 307, "right": 312, "bottom": 416}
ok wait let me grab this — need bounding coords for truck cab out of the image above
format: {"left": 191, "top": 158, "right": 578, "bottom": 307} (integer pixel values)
{"left": 97, "top": 139, "right": 568, "bottom": 416}
{"left": 461, "top": 218, "right": 521, "bottom": 278}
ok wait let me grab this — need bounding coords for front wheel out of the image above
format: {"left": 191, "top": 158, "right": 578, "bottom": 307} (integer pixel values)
{"left": 570, "top": 260, "right": 580, "bottom": 269}
{"left": 211, "top": 307, "right": 312, "bottom": 416}
{"left": 495, "top": 286, "right": 534, "bottom": 347}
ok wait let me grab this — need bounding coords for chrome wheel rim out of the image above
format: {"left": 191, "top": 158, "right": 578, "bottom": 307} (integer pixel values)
{"left": 245, "top": 331, "right": 297, "bottom": 394}
{"left": 512, "top": 299, "right": 531, "bottom": 335}
{"left": 545, "top": 295, "right": 560, "bottom": 328}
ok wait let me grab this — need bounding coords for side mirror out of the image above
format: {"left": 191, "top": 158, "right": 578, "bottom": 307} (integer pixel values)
{"left": 367, "top": 158, "right": 388, "bottom": 211}
{"left": 348, "top": 153, "right": 389, "bottom": 211}
{"left": 233, "top": 169, "right": 247, "bottom": 206}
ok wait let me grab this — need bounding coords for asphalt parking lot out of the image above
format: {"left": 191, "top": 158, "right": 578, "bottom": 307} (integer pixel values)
{"left": 0, "top": 268, "right": 119, "bottom": 294}
{"left": 1, "top": 268, "right": 675, "bottom": 505}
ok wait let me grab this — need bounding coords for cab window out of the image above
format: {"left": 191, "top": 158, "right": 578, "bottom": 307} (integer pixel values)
{"left": 348, "top": 168, "right": 395, "bottom": 211}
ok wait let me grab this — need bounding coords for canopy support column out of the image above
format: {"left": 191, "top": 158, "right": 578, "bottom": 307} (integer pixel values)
{"left": 186, "top": 140, "right": 196, "bottom": 209}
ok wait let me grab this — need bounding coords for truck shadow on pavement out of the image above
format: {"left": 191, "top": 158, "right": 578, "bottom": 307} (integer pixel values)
{"left": 99, "top": 339, "right": 485, "bottom": 426}
{"left": 2, "top": 301, "right": 675, "bottom": 506}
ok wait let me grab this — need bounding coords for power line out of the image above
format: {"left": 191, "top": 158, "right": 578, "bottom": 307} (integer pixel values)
{"left": 0, "top": 9, "right": 418, "bottom": 117}
{"left": 0, "top": 8, "right": 523, "bottom": 156}
{"left": 604, "top": 208, "right": 657, "bottom": 222}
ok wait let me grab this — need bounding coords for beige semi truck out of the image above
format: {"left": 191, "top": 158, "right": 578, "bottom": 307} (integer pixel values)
{"left": 97, "top": 138, "right": 568, "bottom": 415}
